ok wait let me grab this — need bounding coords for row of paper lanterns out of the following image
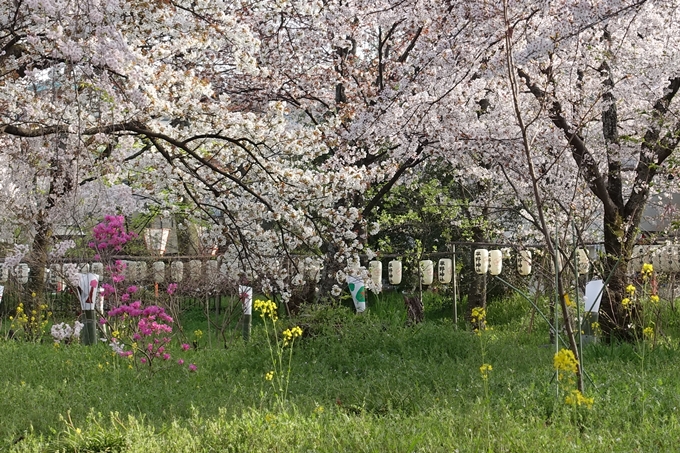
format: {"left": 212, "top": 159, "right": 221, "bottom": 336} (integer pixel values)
{"left": 366, "top": 251, "right": 530, "bottom": 288}
{"left": 0, "top": 260, "right": 220, "bottom": 285}
{"left": 8, "top": 244, "right": 678, "bottom": 288}
{"left": 629, "top": 245, "right": 680, "bottom": 273}
{"left": 369, "top": 248, "right": 592, "bottom": 288}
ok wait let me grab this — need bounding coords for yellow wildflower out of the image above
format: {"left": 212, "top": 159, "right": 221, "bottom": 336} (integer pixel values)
{"left": 643, "top": 326, "right": 654, "bottom": 340}
{"left": 265, "top": 371, "right": 274, "bottom": 381}
{"left": 622, "top": 298, "right": 631, "bottom": 308}
{"left": 480, "top": 363, "right": 493, "bottom": 380}
{"left": 626, "top": 284, "right": 636, "bottom": 295}
{"left": 254, "top": 299, "right": 278, "bottom": 321}
{"left": 565, "top": 389, "right": 594, "bottom": 408}
{"left": 650, "top": 295, "right": 660, "bottom": 304}
{"left": 471, "top": 307, "right": 486, "bottom": 323}
{"left": 554, "top": 348, "right": 578, "bottom": 376}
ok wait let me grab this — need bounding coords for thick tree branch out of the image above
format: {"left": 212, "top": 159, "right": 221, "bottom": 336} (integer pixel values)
{"left": 517, "top": 67, "right": 618, "bottom": 218}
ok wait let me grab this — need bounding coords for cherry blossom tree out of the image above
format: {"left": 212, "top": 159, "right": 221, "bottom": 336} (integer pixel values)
{"left": 0, "top": 0, "right": 375, "bottom": 305}
{"left": 481, "top": 0, "right": 680, "bottom": 341}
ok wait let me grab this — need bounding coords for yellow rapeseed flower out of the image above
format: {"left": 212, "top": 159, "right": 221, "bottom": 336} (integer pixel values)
{"left": 554, "top": 348, "right": 578, "bottom": 376}
{"left": 626, "top": 284, "right": 636, "bottom": 295}
{"left": 622, "top": 298, "right": 631, "bottom": 308}
{"left": 565, "top": 389, "right": 594, "bottom": 408}
{"left": 480, "top": 363, "right": 493, "bottom": 380}
{"left": 643, "top": 326, "right": 654, "bottom": 340}
{"left": 471, "top": 307, "right": 486, "bottom": 323}
{"left": 265, "top": 371, "right": 274, "bottom": 381}
{"left": 650, "top": 295, "right": 660, "bottom": 304}
{"left": 254, "top": 299, "right": 278, "bottom": 321}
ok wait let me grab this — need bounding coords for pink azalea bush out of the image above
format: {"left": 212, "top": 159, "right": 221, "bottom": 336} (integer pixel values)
{"left": 88, "top": 215, "right": 138, "bottom": 260}
{"left": 89, "top": 215, "right": 195, "bottom": 373}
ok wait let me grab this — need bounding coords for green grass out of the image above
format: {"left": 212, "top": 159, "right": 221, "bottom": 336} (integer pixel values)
{"left": 2, "top": 292, "right": 680, "bottom": 451}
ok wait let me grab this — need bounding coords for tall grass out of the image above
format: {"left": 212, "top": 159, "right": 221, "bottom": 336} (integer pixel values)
{"left": 2, "top": 292, "right": 680, "bottom": 452}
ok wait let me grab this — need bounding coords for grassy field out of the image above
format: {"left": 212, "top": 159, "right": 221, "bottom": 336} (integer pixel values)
{"left": 2, "top": 292, "right": 680, "bottom": 452}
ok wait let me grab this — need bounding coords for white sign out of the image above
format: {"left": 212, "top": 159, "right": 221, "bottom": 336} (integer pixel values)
{"left": 584, "top": 279, "right": 604, "bottom": 314}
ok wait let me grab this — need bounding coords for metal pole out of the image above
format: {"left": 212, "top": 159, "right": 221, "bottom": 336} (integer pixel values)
{"left": 453, "top": 244, "right": 458, "bottom": 328}
{"left": 553, "top": 228, "right": 560, "bottom": 399}
{"left": 82, "top": 309, "right": 97, "bottom": 345}
{"left": 573, "top": 221, "right": 585, "bottom": 392}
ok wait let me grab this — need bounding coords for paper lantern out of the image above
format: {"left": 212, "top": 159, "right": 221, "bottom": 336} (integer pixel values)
{"left": 90, "top": 262, "right": 104, "bottom": 279}
{"left": 189, "top": 260, "right": 202, "bottom": 280}
{"left": 49, "top": 264, "right": 61, "bottom": 285}
{"left": 171, "top": 261, "right": 184, "bottom": 282}
{"left": 474, "top": 249, "right": 489, "bottom": 274}
{"left": 629, "top": 246, "right": 643, "bottom": 273}
{"left": 670, "top": 246, "right": 680, "bottom": 273}
{"left": 205, "top": 260, "right": 218, "bottom": 280}
{"left": 137, "top": 261, "right": 148, "bottom": 281}
{"left": 438, "top": 259, "right": 452, "bottom": 284}
{"left": 369, "top": 260, "right": 382, "bottom": 291}
{"left": 489, "top": 250, "right": 503, "bottom": 275}
{"left": 153, "top": 261, "right": 165, "bottom": 283}
{"left": 15, "top": 263, "right": 29, "bottom": 284}
{"left": 550, "top": 254, "right": 563, "bottom": 274}
{"left": 576, "top": 248, "right": 590, "bottom": 275}
{"left": 388, "top": 260, "right": 402, "bottom": 285}
{"left": 517, "top": 250, "right": 531, "bottom": 276}
{"left": 420, "top": 260, "right": 434, "bottom": 285}
{"left": 122, "top": 260, "right": 135, "bottom": 281}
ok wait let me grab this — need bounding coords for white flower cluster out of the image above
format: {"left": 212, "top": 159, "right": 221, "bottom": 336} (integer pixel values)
{"left": 51, "top": 321, "right": 84, "bottom": 344}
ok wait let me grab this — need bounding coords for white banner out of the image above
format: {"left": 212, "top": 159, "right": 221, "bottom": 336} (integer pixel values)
{"left": 78, "top": 273, "right": 99, "bottom": 311}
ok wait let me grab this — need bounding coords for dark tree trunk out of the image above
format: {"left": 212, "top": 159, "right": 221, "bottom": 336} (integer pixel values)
{"left": 26, "top": 212, "right": 50, "bottom": 311}
{"left": 599, "top": 211, "right": 636, "bottom": 342}
{"left": 404, "top": 293, "right": 424, "bottom": 325}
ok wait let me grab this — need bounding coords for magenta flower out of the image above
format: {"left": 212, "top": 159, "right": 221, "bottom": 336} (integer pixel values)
{"left": 98, "top": 318, "right": 107, "bottom": 325}
{"left": 188, "top": 364, "right": 197, "bottom": 372}
{"left": 181, "top": 343, "right": 190, "bottom": 351}
{"left": 163, "top": 353, "right": 171, "bottom": 360}
{"left": 167, "top": 283, "right": 178, "bottom": 295}
{"left": 178, "top": 359, "right": 184, "bottom": 365}
{"left": 140, "top": 357, "right": 147, "bottom": 364}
